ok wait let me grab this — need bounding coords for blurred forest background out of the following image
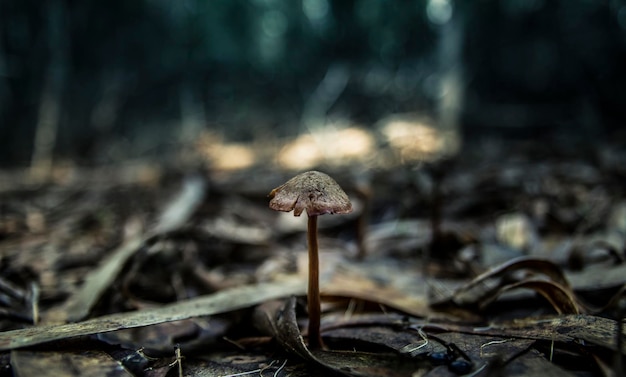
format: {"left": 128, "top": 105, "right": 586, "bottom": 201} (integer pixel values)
{"left": 1, "top": 0, "right": 625, "bottom": 168}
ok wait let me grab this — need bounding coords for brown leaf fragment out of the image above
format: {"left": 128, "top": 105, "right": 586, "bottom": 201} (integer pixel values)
{"left": 98, "top": 317, "right": 230, "bottom": 354}
{"left": 471, "top": 314, "right": 626, "bottom": 354}
{"left": 322, "top": 268, "right": 432, "bottom": 318}
{"left": 0, "top": 278, "right": 305, "bottom": 351}
{"left": 53, "top": 176, "right": 206, "bottom": 323}
{"left": 183, "top": 354, "right": 314, "bottom": 377}
{"left": 58, "top": 235, "right": 144, "bottom": 323}
{"left": 323, "top": 319, "right": 585, "bottom": 376}
{"left": 11, "top": 349, "right": 133, "bottom": 377}
{"left": 256, "top": 296, "right": 423, "bottom": 376}
{"left": 492, "top": 348, "right": 575, "bottom": 377}
{"left": 254, "top": 298, "right": 312, "bottom": 361}
{"left": 268, "top": 171, "right": 352, "bottom": 217}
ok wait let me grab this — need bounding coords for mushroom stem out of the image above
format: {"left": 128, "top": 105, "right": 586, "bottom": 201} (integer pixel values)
{"left": 307, "top": 214, "right": 323, "bottom": 349}
{"left": 268, "top": 170, "right": 352, "bottom": 349}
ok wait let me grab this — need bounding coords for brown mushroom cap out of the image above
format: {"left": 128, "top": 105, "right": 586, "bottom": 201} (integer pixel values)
{"left": 268, "top": 171, "right": 353, "bottom": 217}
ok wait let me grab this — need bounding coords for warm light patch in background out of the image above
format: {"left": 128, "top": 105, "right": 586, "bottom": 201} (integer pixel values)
{"left": 277, "top": 126, "right": 376, "bottom": 170}
{"left": 196, "top": 133, "right": 257, "bottom": 171}
{"left": 195, "top": 115, "right": 460, "bottom": 172}
{"left": 379, "top": 115, "right": 459, "bottom": 163}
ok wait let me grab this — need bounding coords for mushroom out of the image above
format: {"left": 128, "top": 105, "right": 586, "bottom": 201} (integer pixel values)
{"left": 268, "top": 170, "right": 352, "bottom": 348}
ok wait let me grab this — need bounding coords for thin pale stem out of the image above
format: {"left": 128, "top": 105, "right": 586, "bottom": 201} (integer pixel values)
{"left": 307, "top": 215, "right": 323, "bottom": 349}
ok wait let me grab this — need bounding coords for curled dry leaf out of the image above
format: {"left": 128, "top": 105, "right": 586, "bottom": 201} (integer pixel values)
{"left": 480, "top": 279, "right": 580, "bottom": 315}
{"left": 432, "top": 257, "right": 578, "bottom": 315}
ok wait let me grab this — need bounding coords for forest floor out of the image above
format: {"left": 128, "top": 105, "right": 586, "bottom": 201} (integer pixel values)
{"left": 1, "top": 138, "right": 626, "bottom": 377}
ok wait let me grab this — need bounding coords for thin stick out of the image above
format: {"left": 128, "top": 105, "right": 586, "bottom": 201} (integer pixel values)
{"left": 176, "top": 345, "right": 183, "bottom": 377}
{"left": 354, "top": 183, "right": 371, "bottom": 260}
{"left": 307, "top": 215, "right": 323, "bottom": 349}
{"left": 30, "top": 282, "right": 40, "bottom": 325}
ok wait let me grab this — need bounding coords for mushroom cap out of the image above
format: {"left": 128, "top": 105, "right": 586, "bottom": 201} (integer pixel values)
{"left": 268, "top": 171, "right": 353, "bottom": 217}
